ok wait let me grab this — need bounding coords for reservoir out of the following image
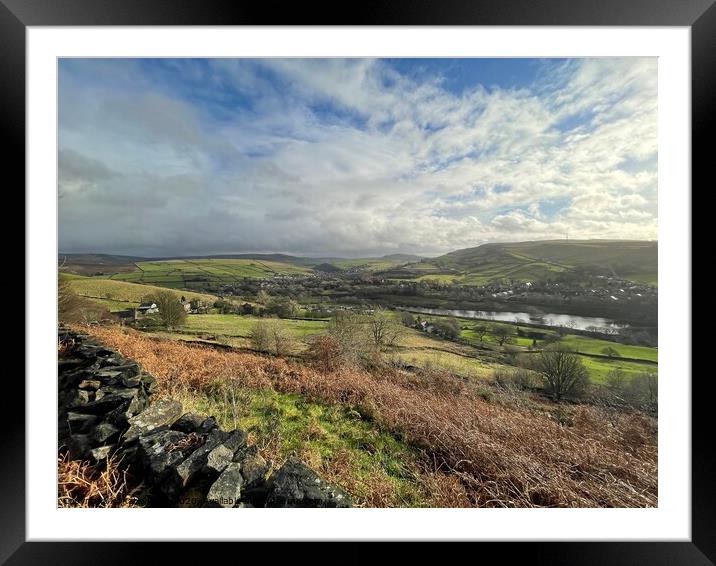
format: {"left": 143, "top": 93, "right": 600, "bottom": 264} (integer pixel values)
{"left": 403, "top": 307, "right": 627, "bottom": 333}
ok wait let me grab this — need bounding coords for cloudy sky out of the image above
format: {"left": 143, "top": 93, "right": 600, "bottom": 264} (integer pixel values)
{"left": 59, "top": 58, "right": 657, "bottom": 258}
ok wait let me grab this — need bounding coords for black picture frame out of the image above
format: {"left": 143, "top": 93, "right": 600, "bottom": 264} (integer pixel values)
{"left": 7, "top": 0, "right": 708, "bottom": 563}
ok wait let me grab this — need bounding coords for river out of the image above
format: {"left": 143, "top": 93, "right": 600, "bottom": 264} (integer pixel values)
{"left": 403, "top": 307, "right": 627, "bottom": 333}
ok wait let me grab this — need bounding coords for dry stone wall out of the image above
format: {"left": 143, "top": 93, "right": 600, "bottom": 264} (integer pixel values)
{"left": 58, "top": 327, "right": 352, "bottom": 508}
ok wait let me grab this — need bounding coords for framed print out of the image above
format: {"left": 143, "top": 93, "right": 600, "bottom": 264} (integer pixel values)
{"left": 7, "top": 0, "right": 711, "bottom": 563}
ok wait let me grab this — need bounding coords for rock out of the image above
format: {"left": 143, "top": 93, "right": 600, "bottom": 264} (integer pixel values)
{"left": 58, "top": 359, "right": 87, "bottom": 373}
{"left": 265, "top": 458, "right": 351, "bottom": 508}
{"left": 103, "top": 401, "right": 137, "bottom": 429}
{"left": 67, "top": 434, "right": 93, "bottom": 460}
{"left": 140, "top": 372, "right": 157, "bottom": 393}
{"left": 121, "top": 375, "right": 143, "bottom": 388}
{"left": 113, "top": 444, "right": 139, "bottom": 467}
{"left": 93, "top": 369, "right": 124, "bottom": 386}
{"left": 206, "top": 463, "right": 244, "bottom": 508}
{"left": 67, "top": 389, "right": 94, "bottom": 409}
{"left": 75, "top": 344, "right": 114, "bottom": 360}
{"left": 166, "top": 429, "right": 229, "bottom": 492}
{"left": 78, "top": 389, "right": 143, "bottom": 416}
{"left": 123, "top": 399, "right": 183, "bottom": 443}
{"left": 59, "top": 369, "right": 91, "bottom": 391}
{"left": 78, "top": 379, "right": 101, "bottom": 390}
{"left": 204, "top": 445, "right": 235, "bottom": 475}
{"left": 234, "top": 446, "right": 270, "bottom": 489}
{"left": 90, "top": 445, "right": 115, "bottom": 462}
{"left": 198, "top": 416, "right": 219, "bottom": 434}
{"left": 138, "top": 429, "right": 190, "bottom": 485}
{"left": 66, "top": 412, "right": 99, "bottom": 435}
{"left": 110, "top": 362, "right": 141, "bottom": 377}
{"left": 171, "top": 413, "right": 205, "bottom": 434}
{"left": 93, "top": 422, "right": 120, "bottom": 444}
{"left": 98, "top": 354, "right": 123, "bottom": 368}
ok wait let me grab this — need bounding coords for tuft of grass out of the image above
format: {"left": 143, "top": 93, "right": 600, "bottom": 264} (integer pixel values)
{"left": 58, "top": 451, "right": 140, "bottom": 508}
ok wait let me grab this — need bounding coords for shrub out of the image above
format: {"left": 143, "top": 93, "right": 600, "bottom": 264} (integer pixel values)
{"left": 249, "top": 320, "right": 272, "bottom": 353}
{"left": 494, "top": 367, "right": 539, "bottom": 391}
{"left": 307, "top": 334, "right": 345, "bottom": 372}
{"left": 265, "top": 296, "right": 300, "bottom": 318}
{"left": 432, "top": 318, "right": 461, "bottom": 340}
{"left": 400, "top": 311, "right": 416, "bottom": 327}
{"left": 58, "top": 452, "right": 138, "bottom": 508}
{"left": 249, "top": 319, "right": 293, "bottom": 357}
{"left": 625, "top": 372, "right": 658, "bottom": 410}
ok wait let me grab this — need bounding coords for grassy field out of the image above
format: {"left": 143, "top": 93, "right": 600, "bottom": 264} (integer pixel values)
{"left": 326, "top": 258, "right": 410, "bottom": 271}
{"left": 580, "top": 356, "right": 656, "bottom": 383}
{"left": 394, "top": 328, "right": 497, "bottom": 380}
{"left": 111, "top": 258, "right": 311, "bottom": 288}
{"left": 625, "top": 273, "right": 658, "bottom": 286}
{"left": 181, "top": 314, "right": 327, "bottom": 342}
{"left": 66, "top": 276, "right": 217, "bottom": 309}
{"left": 559, "top": 334, "right": 657, "bottom": 363}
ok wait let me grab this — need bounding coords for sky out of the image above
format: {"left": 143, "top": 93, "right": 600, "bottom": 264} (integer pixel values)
{"left": 58, "top": 58, "right": 658, "bottom": 258}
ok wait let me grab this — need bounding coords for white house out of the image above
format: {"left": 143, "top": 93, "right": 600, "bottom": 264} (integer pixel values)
{"left": 138, "top": 302, "right": 159, "bottom": 314}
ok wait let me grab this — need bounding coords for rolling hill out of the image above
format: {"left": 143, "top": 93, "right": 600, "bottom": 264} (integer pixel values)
{"left": 382, "top": 240, "right": 657, "bottom": 286}
{"left": 59, "top": 240, "right": 657, "bottom": 289}
{"left": 63, "top": 275, "right": 218, "bottom": 311}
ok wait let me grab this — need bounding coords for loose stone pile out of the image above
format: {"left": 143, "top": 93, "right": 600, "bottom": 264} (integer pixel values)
{"left": 58, "top": 327, "right": 352, "bottom": 508}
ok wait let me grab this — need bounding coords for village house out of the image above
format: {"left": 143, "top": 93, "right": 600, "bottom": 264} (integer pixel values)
{"left": 137, "top": 302, "right": 159, "bottom": 314}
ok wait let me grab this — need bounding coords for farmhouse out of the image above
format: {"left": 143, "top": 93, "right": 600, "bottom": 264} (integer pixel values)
{"left": 137, "top": 302, "right": 159, "bottom": 314}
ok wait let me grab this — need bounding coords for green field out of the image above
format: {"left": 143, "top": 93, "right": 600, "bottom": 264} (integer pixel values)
{"left": 111, "top": 258, "right": 311, "bottom": 288}
{"left": 579, "top": 356, "right": 657, "bottom": 384}
{"left": 67, "top": 276, "right": 217, "bottom": 309}
{"left": 181, "top": 314, "right": 328, "bottom": 340}
{"left": 559, "top": 334, "right": 657, "bottom": 363}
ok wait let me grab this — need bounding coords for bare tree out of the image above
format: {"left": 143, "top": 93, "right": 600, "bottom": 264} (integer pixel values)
{"left": 535, "top": 346, "right": 590, "bottom": 401}
{"left": 327, "top": 310, "right": 367, "bottom": 365}
{"left": 492, "top": 325, "right": 514, "bottom": 346}
{"left": 473, "top": 323, "right": 489, "bottom": 342}
{"left": 271, "top": 321, "right": 293, "bottom": 357}
{"left": 368, "top": 308, "right": 403, "bottom": 350}
{"left": 606, "top": 368, "right": 627, "bottom": 394}
{"left": 249, "top": 319, "right": 294, "bottom": 357}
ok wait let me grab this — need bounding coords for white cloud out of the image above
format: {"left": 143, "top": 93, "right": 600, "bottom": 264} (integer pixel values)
{"left": 59, "top": 58, "right": 658, "bottom": 257}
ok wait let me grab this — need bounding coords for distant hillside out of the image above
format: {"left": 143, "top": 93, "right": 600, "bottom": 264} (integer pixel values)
{"left": 59, "top": 253, "right": 152, "bottom": 275}
{"left": 379, "top": 254, "right": 423, "bottom": 262}
{"left": 378, "top": 240, "right": 657, "bottom": 286}
{"left": 62, "top": 275, "right": 217, "bottom": 312}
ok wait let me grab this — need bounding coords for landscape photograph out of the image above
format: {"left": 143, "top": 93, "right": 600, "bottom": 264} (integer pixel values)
{"left": 57, "top": 57, "right": 658, "bottom": 509}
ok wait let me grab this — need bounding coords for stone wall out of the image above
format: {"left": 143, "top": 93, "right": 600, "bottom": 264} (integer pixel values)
{"left": 58, "top": 328, "right": 352, "bottom": 508}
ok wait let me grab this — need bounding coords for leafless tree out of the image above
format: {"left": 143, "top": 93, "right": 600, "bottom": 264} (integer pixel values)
{"left": 368, "top": 308, "right": 403, "bottom": 350}
{"left": 535, "top": 346, "right": 590, "bottom": 401}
